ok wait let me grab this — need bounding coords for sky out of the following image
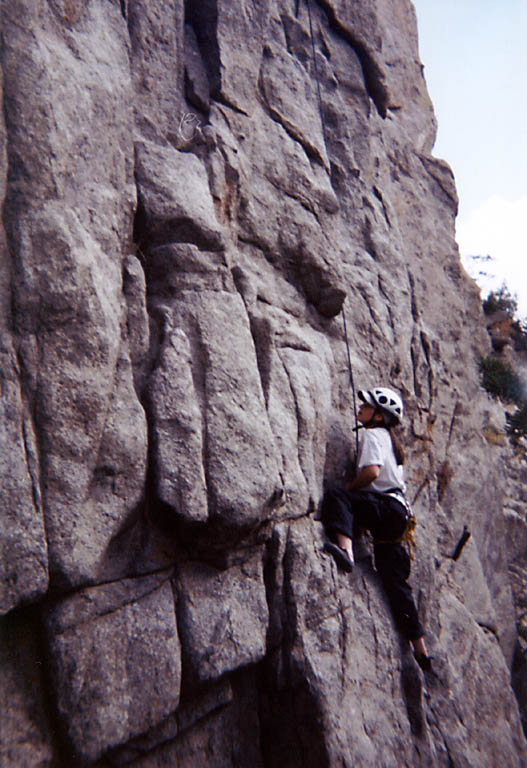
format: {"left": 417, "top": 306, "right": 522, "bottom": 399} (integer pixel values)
{"left": 411, "top": 0, "right": 527, "bottom": 318}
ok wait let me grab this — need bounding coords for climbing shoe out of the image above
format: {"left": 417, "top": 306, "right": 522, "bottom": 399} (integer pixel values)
{"left": 324, "top": 542, "right": 354, "bottom": 573}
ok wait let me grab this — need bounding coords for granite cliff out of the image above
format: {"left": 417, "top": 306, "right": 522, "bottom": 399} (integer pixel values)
{"left": 1, "top": 1, "right": 527, "bottom": 766}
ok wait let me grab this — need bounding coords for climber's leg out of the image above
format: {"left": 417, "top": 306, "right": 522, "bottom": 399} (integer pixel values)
{"left": 321, "top": 488, "right": 354, "bottom": 540}
{"left": 373, "top": 542, "right": 423, "bottom": 641}
{"left": 321, "top": 488, "right": 355, "bottom": 570}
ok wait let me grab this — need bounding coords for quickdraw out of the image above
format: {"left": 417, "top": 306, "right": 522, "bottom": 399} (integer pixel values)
{"left": 400, "top": 514, "right": 418, "bottom": 560}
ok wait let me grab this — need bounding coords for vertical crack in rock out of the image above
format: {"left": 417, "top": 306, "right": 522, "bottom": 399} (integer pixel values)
{"left": 445, "top": 400, "right": 462, "bottom": 454}
{"left": 356, "top": 282, "right": 385, "bottom": 338}
{"left": 373, "top": 185, "right": 392, "bottom": 228}
{"left": 436, "top": 400, "right": 461, "bottom": 505}
{"left": 400, "top": 661, "right": 426, "bottom": 738}
{"left": 248, "top": 314, "right": 274, "bottom": 409}
{"left": 362, "top": 215, "right": 380, "bottom": 261}
{"left": 1, "top": 608, "right": 61, "bottom": 765}
{"left": 410, "top": 342, "right": 421, "bottom": 399}
{"left": 381, "top": 289, "right": 397, "bottom": 339}
{"left": 232, "top": 268, "right": 274, "bottom": 409}
{"left": 277, "top": 349, "right": 313, "bottom": 503}
{"left": 186, "top": 315, "right": 214, "bottom": 520}
{"left": 419, "top": 329, "right": 434, "bottom": 412}
{"left": 411, "top": 476, "right": 430, "bottom": 508}
{"left": 185, "top": 0, "right": 221, "bottom": 99}
{"left": 407, "top": 269, "right": 420, "bottom": 324}
{"left": 280, "top": 526, "right": 331, "bottom": 767}
{"left": 19, "top": 400, "right": 47, "bottom": 552}
{"left": 184, "top": 22, "right": 211, "bottom": 114}
{"left": 312, "top": 0, "right": 389, "bottom": 118}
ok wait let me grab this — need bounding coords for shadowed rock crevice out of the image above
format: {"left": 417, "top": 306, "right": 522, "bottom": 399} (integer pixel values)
{"left": 184, "top": 23, "right": 211, "bottom": 114}
{"left": 185, "top": 0, "right": 221, "bottom": 98}
{"left": 400, "top": 659, "right": 426, "bottom": 738}
{"left": 0, "top": 608, "right": 60, "bottom": 766}
{"left": 232, "top": 267, "right": 275, "bottom": 408}
{"left": 258, "top": 526, "right": 332, "bottom": 768}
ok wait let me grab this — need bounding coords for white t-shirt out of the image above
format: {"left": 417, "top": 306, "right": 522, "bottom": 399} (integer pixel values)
{"left": 357, "top": 427, "right": 406, "bottom": 494}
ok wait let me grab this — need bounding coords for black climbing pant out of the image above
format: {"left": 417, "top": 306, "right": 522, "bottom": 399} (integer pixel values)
{"left": 321, "top": 488, "right": 424, "bottom": 641}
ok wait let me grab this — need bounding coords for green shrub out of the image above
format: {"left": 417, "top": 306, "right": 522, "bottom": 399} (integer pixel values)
{"left": 483, "top": 285, "right": 518, "bottom": 317}
{"left": 479, "top": 356, "right": 525, "bottom": 404}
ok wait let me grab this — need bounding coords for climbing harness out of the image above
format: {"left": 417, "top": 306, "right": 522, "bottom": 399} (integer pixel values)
{"left": 376, "top": 520, "right": 418, "bottom": 560}
{"left": 375, "top": 490, "right": 418, "bottom": 559}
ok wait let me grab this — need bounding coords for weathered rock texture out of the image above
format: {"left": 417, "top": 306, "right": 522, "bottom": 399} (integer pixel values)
{"left": 1, "top": 1, "right": 526, "bottom": 766}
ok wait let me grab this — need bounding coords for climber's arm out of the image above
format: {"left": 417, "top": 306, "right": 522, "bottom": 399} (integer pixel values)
{"left": 346, "top": 464, "right": 380, "bottom": 491}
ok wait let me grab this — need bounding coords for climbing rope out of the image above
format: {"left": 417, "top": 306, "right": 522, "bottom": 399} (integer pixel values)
{"left": 342, "top": 308, "right": 360, "bottom": 464}
{"left": 300, "top": 0, "right": 421, "bottom": 562}
{"left": 301, "top": 0, "right": 357, "bottom": 462}
{"left": 296, "top": 0, "right": 330, "bottom": 156}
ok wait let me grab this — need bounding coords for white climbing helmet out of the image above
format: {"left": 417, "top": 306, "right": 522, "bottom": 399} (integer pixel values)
{"left": 358, "top": 387, "right": 404, "bottom": 424}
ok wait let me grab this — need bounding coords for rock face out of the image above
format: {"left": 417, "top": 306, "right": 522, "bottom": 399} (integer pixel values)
{"left": 1, "top": 1, "right": 526, "bottom": 766}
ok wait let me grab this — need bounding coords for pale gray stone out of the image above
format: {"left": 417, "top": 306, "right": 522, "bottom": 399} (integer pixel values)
{"left": 260, "top": 41, "right": 328, "bottom": 167}
{"left": 41, "top": 339, "right": 148, "bottom": 588}
{"left": 166, "top": 290, "right": 284, "bottom": 535}
{"left": 148, "top": 323, "right": 209, "bottom": 523}
{"left": 184, "top": 24, "right": 210, "bottom": 114}
{"left": 128, "top": 0, "right": 185, "bottom": 141}
{"left": 44, "top": 574, "right": 181, "bottom": 763}
{"left": 123, "top": 254, "right": 150, "bottom": 368}
{"left": 176, "top": 552, "right": 268, "bottom": 684}
{"left": 186, "top": 0, "right": 267, "bottom": 114}
{"left": 135, "top": 139, "right": 225, "bottom": 251}
{"left": 0, "top": 339, "right": 48, "bottom": 614}
{"left": 1, "top": 0, "right": 145, "bottom": 590}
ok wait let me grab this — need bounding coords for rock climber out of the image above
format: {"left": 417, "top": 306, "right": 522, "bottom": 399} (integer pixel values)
{"left": 321, "top": 386, "right": 431, "bottom": 671}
